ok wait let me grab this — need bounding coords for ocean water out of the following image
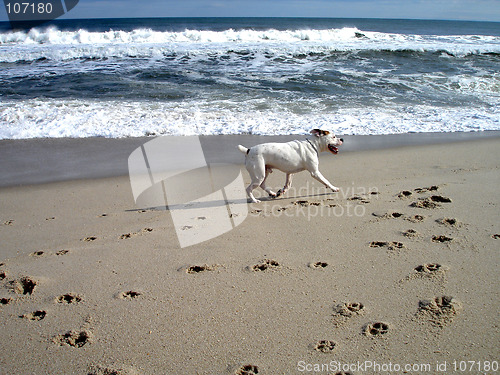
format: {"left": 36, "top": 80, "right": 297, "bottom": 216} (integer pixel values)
{"left": 0, "top": 17, "right": 499, "bottom": 139}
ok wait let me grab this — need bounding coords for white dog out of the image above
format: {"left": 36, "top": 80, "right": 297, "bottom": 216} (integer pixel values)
{"left": 238, "top": 129, "right": 344, "bottom": 203}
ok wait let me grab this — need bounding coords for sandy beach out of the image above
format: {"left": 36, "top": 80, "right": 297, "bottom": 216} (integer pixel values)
{"left": 0, "top": 134, "right": 499, "bottom": 374}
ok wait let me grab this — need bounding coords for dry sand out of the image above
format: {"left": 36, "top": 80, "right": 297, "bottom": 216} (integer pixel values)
{"left": 0, "top": 136, "right": 499, "bottom": 374}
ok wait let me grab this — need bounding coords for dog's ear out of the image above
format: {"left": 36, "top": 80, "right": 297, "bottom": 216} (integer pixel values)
{"left": 310, "top": 129, "right": 321, "bottom": 136}
{"left": 310, "top": 129, "right": 330, "bottom": 137}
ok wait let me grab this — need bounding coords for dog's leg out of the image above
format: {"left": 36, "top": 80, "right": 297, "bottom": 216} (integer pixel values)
{"left": 310, "top": 170, "right": 339, "bottom": 192}
{"left": 276, "top": 173, "right": 292, "bottom": 197}
{"left": 245, "top": 158, "right": 266, "bottom": 203}
{"left": 260, "top": 167, "right": 277, "bottom": 198}
{"left": 246, "top": 182, "right": 262, "bottom": 203}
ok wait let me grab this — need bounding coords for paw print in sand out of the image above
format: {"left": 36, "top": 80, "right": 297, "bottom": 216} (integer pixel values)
{"left": 363, "top": 322, "right": 390, "bottom": 337}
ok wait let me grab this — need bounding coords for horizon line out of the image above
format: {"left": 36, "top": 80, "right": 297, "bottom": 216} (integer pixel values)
{"left": 1, "top": 15, "right": 500, "bottom": 24}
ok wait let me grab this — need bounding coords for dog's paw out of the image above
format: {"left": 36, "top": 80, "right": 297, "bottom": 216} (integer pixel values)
{"left": 250, "top": 199, "right": 261, "bottom": 203}
{"left": 331, "top": 186, "right": 340, "bottom": 192}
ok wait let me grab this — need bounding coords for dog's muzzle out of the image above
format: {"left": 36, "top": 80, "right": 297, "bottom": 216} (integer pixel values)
{"left": 328, "top": 138, "right": 343, "bottom": 154}
{"left": 328, "top": 145, "right": 339, "bottom": 154}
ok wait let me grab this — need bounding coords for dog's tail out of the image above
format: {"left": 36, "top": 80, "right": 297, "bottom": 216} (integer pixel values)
{"left": 237, "top": 145, "right": 250, "bottom": 155}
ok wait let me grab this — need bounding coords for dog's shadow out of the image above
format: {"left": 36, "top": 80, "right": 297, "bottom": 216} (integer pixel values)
{"left": 126, "top": 192, "right": 335, "bottom": 213}
{"left": 126, "top": 197, "right": 250, "bottom": 213}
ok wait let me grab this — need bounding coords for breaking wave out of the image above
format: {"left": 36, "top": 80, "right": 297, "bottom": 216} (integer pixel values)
{"left": 1, "top": 26, "right": 499, "bottom": 63}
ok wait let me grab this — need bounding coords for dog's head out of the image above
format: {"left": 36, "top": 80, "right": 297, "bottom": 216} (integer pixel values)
{"left": 310, "top": 129, "right": 343, "bottom": 154}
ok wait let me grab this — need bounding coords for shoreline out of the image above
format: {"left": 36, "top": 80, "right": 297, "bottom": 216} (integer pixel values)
{"left": 1, "top": 130, "right": 499, "bottom": 187}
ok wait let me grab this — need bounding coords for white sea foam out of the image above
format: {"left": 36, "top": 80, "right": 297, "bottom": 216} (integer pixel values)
{"left": 1, "top": 99, "right": 498, "bottom": 139}
{"left": 1, "top": 27, "right": 499, "bottom": 62}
